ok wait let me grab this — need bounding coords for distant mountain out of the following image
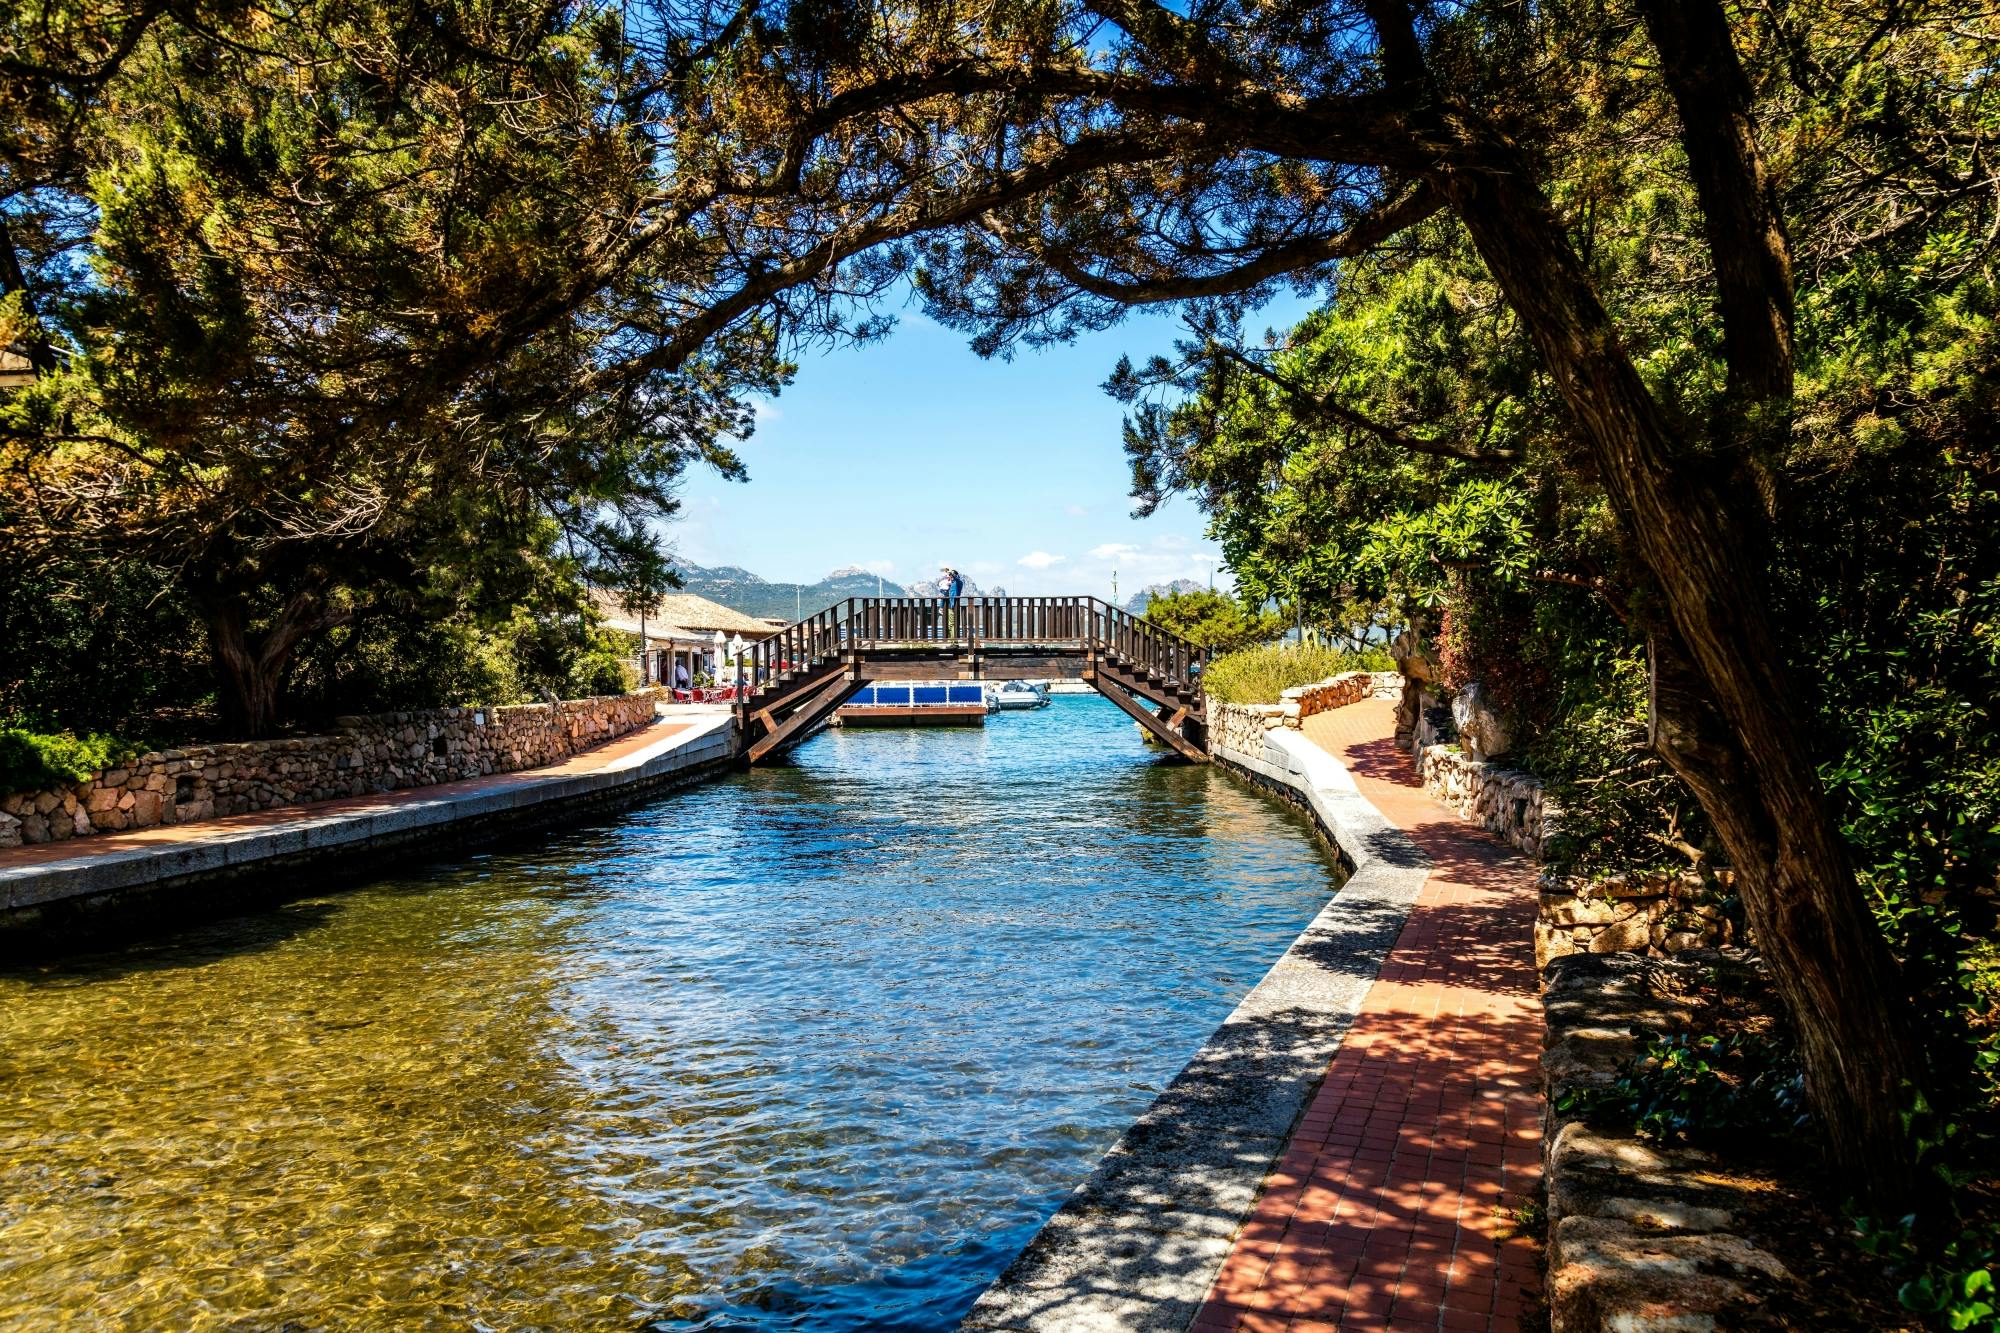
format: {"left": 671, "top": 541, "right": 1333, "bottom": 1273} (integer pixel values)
{"left": 671, "top": 561, "right": 908, "bottom": 621}
{"left": 1125, "top": 578, "right": 1205, "bottom": 616}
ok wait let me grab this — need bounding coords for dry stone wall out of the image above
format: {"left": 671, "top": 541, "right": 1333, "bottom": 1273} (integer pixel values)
{"left": 1541, "top": 952, "right": 1798, "bottom": 1331}
{"left": 1209, "top": 671, "right": 1402, "bottom": 754}
{"left": 1416, "top": 728, "right": 1736, "bottom": 971}
{"left": 1419, "top": 745, "right": 1552, "bottom": 857}
{"left": 1537, "top": 870, "right": 1739, "bottom": 973}
{"left": 0, "top": 691, "right": 662, "bottom": 848}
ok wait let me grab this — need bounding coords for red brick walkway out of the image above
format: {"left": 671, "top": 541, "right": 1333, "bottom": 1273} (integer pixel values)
{"left": 1195, "top": 699, "right": 1543, "bottom": 1333}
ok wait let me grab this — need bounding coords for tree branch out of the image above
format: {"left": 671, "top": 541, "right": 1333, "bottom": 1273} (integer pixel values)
{"left": 0, "top": 0, "right": 172, "bottom": 88}
{"left": 1637, "top": 0, "right": 1794, "bottom": 411}
{"left": 586, "top": 127, "right": 1240, "bottom": 391}
{"left": 1080, "top": 0, "right": 1258, "bottom": 92}
{"left": 1028, "top": 179, "right": 1446, "bottom": 304}
{"left": 1209, "top": 341, "right": 1521, "bottom": 464}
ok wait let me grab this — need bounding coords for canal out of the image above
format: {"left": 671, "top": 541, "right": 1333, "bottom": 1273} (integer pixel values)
{"left": 0, "top": 696, "right": 1344, "bottom": 1331}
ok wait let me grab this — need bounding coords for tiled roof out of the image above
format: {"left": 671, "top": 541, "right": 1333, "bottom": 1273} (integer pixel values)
{"left": 590, "top": 589, "right": 776, "bottom": 639}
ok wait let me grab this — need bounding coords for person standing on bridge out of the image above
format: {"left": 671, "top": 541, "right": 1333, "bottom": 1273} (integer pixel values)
{"left": 941, "top": 565, "right": 964, "bottom": 640}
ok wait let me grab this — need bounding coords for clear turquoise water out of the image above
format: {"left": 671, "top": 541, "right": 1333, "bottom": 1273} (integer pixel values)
{"left": 0, "top": 696, "right": 1342, "bottom": 1331}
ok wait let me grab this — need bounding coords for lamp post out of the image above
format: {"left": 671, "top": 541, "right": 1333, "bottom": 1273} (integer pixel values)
{"left": 728, "top": 634, "right": 747, "bottom": 698}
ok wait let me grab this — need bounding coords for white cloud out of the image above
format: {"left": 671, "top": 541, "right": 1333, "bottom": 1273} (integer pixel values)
{"left": 1017, "top": 550, "right": 1068, "bottom": 569}
{"left": 1065, "top": 504, "right": 1089, "bottom": 517}
{"left": 999, "top": 532, "right": 1233, "bottom": 599}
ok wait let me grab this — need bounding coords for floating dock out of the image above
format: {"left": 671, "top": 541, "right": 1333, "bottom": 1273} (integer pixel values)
{"left": 836, "top": 683, "right": 990, "bottom": 727}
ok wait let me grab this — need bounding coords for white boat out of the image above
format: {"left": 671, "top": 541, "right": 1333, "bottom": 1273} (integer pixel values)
{"left": 989, "top": 680, "right": 1050, "bottom": 710}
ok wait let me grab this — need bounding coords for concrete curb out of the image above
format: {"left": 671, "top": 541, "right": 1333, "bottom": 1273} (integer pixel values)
{"left": 961, "top": 726, "right": 1431, "bottom": 1331}
{"left": 0, "top": 714, "right": 737, "bottom": 942}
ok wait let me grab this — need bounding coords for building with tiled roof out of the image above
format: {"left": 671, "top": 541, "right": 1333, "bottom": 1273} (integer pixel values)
{"left": 590, "top": 589, "right": 778, "bottom": 687}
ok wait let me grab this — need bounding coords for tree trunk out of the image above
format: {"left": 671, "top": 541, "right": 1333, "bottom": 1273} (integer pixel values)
{"left": 205, "top": 605, "right": 286, "bottom": 739}
{"left": 1437, "top": 153, "right": 1926, "bottom": 1204}
{"left": 201, "top": 589, "right": 345, "bottom": 739}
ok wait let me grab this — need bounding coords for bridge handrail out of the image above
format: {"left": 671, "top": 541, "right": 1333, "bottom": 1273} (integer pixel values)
{"left": 733, "top": 595, "right": 1207, "bottom": 702}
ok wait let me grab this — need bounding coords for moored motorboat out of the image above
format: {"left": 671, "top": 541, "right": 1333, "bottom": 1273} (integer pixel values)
{"left": 989, "top": 680, "right": 1050, "bottom": 710}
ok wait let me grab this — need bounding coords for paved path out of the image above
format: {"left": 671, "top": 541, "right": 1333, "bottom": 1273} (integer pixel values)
{"left": 1, "top": 714, "right": 734, "bottom": 918}
{"left": 1194, "top": 699, "right": 1544, "bottom": 1333}
{"left": 0, "top": 721, "right": 690, "bottom": 871}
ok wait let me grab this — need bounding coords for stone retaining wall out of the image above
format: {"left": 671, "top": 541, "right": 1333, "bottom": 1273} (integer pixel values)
{"left": 1419, "top": 744, "right": 1553, "bottom": 857}
{"left": 0, "top": 691, "right": 663, "bottom": 848}
{"left": 1536, "top": 870, "right": 1738, "bottom": 973}
{"left": 1541, "top": 951, "right": 1797, "bottom": 1330}
{"left": 1416, "top": 737, "right": 1737, "bottom": 970}
{"left": 1209, "top": 671, "right": 1401, "bottom": 754}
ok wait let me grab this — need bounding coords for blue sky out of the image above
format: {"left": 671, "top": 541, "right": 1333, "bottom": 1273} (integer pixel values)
{"left": 670, "top": 300, "right": 1300, "bottom": 599}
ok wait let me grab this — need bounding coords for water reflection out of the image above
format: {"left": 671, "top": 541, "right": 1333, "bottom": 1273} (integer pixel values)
{"left": 0, "top": 697, "right": 1342, "bottom": 1330}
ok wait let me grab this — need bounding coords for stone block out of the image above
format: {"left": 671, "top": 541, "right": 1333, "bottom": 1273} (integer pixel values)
{"left": 1590, "top": 914, "right": 1654, "bottom": 954}
{"left": 1549, "top": 1214, "right": 1790, "bottom": 1333}
{"left": 1543, "top": 893, "right": 1624, "bottom": 927}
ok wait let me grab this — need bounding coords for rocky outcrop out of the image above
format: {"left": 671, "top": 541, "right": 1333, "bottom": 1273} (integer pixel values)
{"left": 1451, "top": 680, "right": 1512, "bottom": 760}
{"left": 0, "top": 691, "right": 663, "bottom": 847}
{"left": 1541, "top": 951, "right": 1798, "bottom": 1331}
{"left": 1390, "top": 630, "right": 1436, "bottom": 753}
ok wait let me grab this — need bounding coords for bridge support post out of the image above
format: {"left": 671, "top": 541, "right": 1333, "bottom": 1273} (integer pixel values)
{"left": 1088, "top": 672, "right": 1209, "bottom": 762}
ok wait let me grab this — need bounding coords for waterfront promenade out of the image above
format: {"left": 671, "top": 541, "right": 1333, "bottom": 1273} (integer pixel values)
{"left": 1194, "top": 699, "right": 1544, "bottom": 1332}
{"left": 0, "top": 710, "right": 734, "bottom": 928}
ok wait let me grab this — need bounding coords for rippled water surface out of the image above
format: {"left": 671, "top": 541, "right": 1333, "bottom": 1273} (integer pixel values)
{"left": 0, "top": 697, "right": 1342, "bottom": 1331}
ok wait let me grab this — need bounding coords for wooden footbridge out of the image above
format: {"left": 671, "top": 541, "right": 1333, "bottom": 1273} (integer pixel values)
{"left": 734, "top": 597, "right": 1208, "bottom": 764}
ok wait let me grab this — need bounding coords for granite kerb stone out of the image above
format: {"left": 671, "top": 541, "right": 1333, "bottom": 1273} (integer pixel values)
{"left": 961, "top": 723, "right": 1430, "bottom": 1332}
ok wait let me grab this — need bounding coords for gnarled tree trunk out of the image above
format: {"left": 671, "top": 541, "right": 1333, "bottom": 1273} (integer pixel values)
{"left": 1438, "top": 152, "right": 1924, "bottom": 1203}
{"left": 200, "top": 588, "right": 346, "bottom": 739}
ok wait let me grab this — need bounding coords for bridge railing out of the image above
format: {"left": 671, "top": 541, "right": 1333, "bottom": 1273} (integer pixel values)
{"left": 737, "top": 596, "right": 1207, "bottom": 703}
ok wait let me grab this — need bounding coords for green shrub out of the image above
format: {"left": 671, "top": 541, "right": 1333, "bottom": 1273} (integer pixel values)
{"left": 568, "top": 639, "right": 635, "bottom": 697}
{"left": 1526, "top": 652, "right": 1718, "bottom": 876}
{"left": 0, "top": 729, "right": 141, "bottom": 795}
{"left": 1557, "top": 1028, "right": 1806, "bottom": 1149}
{"left": 1854, "top": 1213, "right": 1999, "bottom": 1332}
{"left": 1203, "top": 641, "right": 1394, "bottom": 703}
